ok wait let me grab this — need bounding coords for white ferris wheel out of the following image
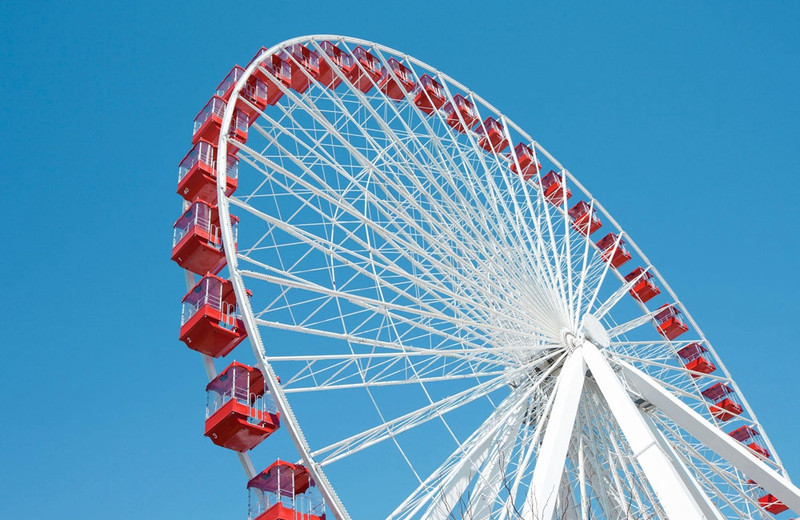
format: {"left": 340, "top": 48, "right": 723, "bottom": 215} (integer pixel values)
{"left": 172, "top": 35, "right": 800, "bottom": 520}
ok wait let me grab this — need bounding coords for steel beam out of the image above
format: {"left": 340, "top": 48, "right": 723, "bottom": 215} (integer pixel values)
{"left": 618, "top": 358, "right": 800, "bottom": 515}
{"left": 525, "top": 348, "right": 587, "bottom": 520}
{"left": 583, "top": 342, "right": 705, "bottom": 519}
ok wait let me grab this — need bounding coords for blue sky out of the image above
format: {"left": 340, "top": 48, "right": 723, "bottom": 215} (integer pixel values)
{"left": 1, "top": 1, "right": 799, "bottom": 518}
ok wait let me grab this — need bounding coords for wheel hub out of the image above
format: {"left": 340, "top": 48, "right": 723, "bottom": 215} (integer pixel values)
{"left": 581, "top": 314, "right": 610, "bottom": 348}
{"left": 561, "top": 329, "right": 581, "bottom": 352}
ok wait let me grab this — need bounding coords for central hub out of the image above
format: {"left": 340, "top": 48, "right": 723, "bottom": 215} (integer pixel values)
{"left": 561, "top": 329, "right": 581, "bottom": 352}
{"left": 582, "top": 314, "right": 610, "bottom": 348}
{"left": 506, "top": 316, "right": 609, "bottom": 390}
{"left": 560, "top": 314, "right": 609, "bottom": 352}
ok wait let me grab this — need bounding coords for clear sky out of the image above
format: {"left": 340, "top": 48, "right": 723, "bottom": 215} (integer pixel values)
{"left": 1, "top": 1, "right": 799, "bottom": 518}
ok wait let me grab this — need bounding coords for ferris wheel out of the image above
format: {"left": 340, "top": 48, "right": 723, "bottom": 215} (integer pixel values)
{"left": 172, "top": 35, "right": 800, "bottom": 519}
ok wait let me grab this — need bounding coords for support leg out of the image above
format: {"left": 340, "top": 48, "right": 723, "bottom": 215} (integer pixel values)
{"left": 583, "top": 342, "right": 704, "bottom": 519}
{"left": 524, "top": 349, "right": 587, "bottom": 520}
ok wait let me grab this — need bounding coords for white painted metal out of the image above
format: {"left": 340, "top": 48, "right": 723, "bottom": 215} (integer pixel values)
{"left": 525, "top": 348, "right": 586, "bottom": 520}
{"left": 420, "top": 405, "right": 521, "bottom": 520}
{"left": 578, "top": 437, "right": 589, "bottom": 520}
{"left": 419, "top": 422, "right": 496, "bottom": 520}
{"left": 388, "top": 382, "right": 540, "bottom": 520}
{"left": 619, "top": 359, "right": 800, "bottom": 513}
{"left": 583, "top": 342, "right": 705, "bottom": 519}
{"left": 582, "top": 314, "right": 609, "bottom": 348}
{"left": 642, "top": 411, "right": 726, "bottom": 520}
{"left": 468, "top": 411, "right": 524, "bottom": 520}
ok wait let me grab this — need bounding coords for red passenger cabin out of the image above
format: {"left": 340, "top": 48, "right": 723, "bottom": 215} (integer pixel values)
{"left": 728, "top": 425, "right": 770, "bottom": 459}
{"left": 748, "top": 481, "right": 790, "bottom": 514}
{"left": 248, "top": 50, "right": 291, "bottom": 106}
{"left": 205, "top": 362, "right": 279, "bottom": 452}
{"left": 413, "top": 74, "right": 446, "bottom": 115}
{"left": 177, "top": 140, "right": 239, "bottom": 205}
{"left": 676, "top": 342, "right": 716, "bottom": 377}
{"left": 508, "top": 143, "right": 541, "bottom": 181}
{"left": 248, "top": 461, "right": 326, "bottom": 520}
{"left": 475, "top": 117, "right": 509, "bottom": 153}
{"left": 346, "top": 46, "right": 383, "bottom": 93}
{"left": 279, "top": 44, "right": 321, "bottom": 94}
{"left": 442, "top": 94, "right": 479, "bottom": 133}
{"left": 758, "top": 493, "right": 789, "bottom": 514}
{"left": 171, "top": 201, "right": 238, "bottom": 275}
{"left": 595, "top": 233, "right": 632, "bottom": 268}
{"left": 179, "top": 274, "right": 247, "bottom": 358}
{"left": 317, "top": 41, "right": 354, "bottom": 90}
{"left": 379, "top": 58, "right": 415, "bottom": 100}
{"left": 215, "top": 65, "right": 269, "bottom": 119}
{"left": 701, "top": 382, "right": 743, "bottom": 422}
{"left": 192, "top": 95, "right": 249, "bottom": 151}
{"left": 568, "top": 201, "right": 603, "bottom": 236}
{"left": 539, "top": 170, "right": 572, "bottom": 206}
{"left": 653, "top": 304, "right": 688, "bottom": 340}
{"left": 624, "top": 267, "right": 660, "bottom": 303}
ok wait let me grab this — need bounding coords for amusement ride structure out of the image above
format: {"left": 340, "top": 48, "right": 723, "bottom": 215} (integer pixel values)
{"left": 172, "top": 35, "right": 800, "bottom": 519}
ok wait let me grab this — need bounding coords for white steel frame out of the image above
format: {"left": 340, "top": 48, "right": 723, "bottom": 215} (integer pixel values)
{"left": 175, "top": 34, "right": 800, "bottom": 519}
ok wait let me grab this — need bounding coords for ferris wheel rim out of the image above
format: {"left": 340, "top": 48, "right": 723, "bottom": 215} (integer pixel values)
{"left": 208, "top": 34, "right": 793, "bottom": 519}
{"left": 215, "top": 35, "right": 356, "bottom": 520}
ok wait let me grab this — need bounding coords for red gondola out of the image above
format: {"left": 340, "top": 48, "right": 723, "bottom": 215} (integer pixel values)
{"left": 279, "top": 44, "right": 321, "bottom": 93}
{"left": 171, "top": 201, "right": 238, "bottom": 275}
{"left": 539, "top": 170, "right": 572, "bottom": 206}
{"left": 413, "top": 74, "right": 446, "bottom": 115}
{"left": 750, "top": 444, "right": 771, "bottom": 458}
{"left": 379, "top": 58, "right": 415, "bottom": 100}
{"left": 508, "top": 143, "right": 541, "bottom": 181}
{"left": 205, "top": 362, "right": 280, "bottom": 452}
{"left": 676, "top": 342, "right": 716, "bottom": 377}
{"left": 442, "top": 94, "right": 479, "bottom": 133}
{"left": 701, "top": 382, "right": 743, "bottom": 421}
{"left": 758, "top": 493, "right": 789, "bottom": 514}
{"left": 624, "top": 267, "right": 660, "bottom": 303}
{"left": 595, "top": 233, "right": 632, "bottom": 268}
{"left": 568, "top": 201, "right": 603, "bottom": 236}
{"left": 248, "top": 48, "right": 290, "bottom": 106}
{"left": 317, "top": 41, "right": 355, "bottom": 90}
{"left": 653, "top": 304, "right": 688, "bottom": 340}
{"left": 177, "top": 140, "right": 239, "bottom": 205}
{"left": 215, "top": 65, "right": 269, "bottom": 119}
{"left": 346, "top": 46, "right": 383, "bottom": 93}
{"left": 192, "top": 95, "right": 249, "bottom": 151}
{"left": 179, "top": 274, "right": 247, "bottom": 358}
{"left": 728, "top": 425, "right": 770, "bottom": 458}
{"left": 475, "top": 117, "right": 509, "bottom": 153}
{"left": 248, "top": 461, "right": 326, "bottom": 520}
